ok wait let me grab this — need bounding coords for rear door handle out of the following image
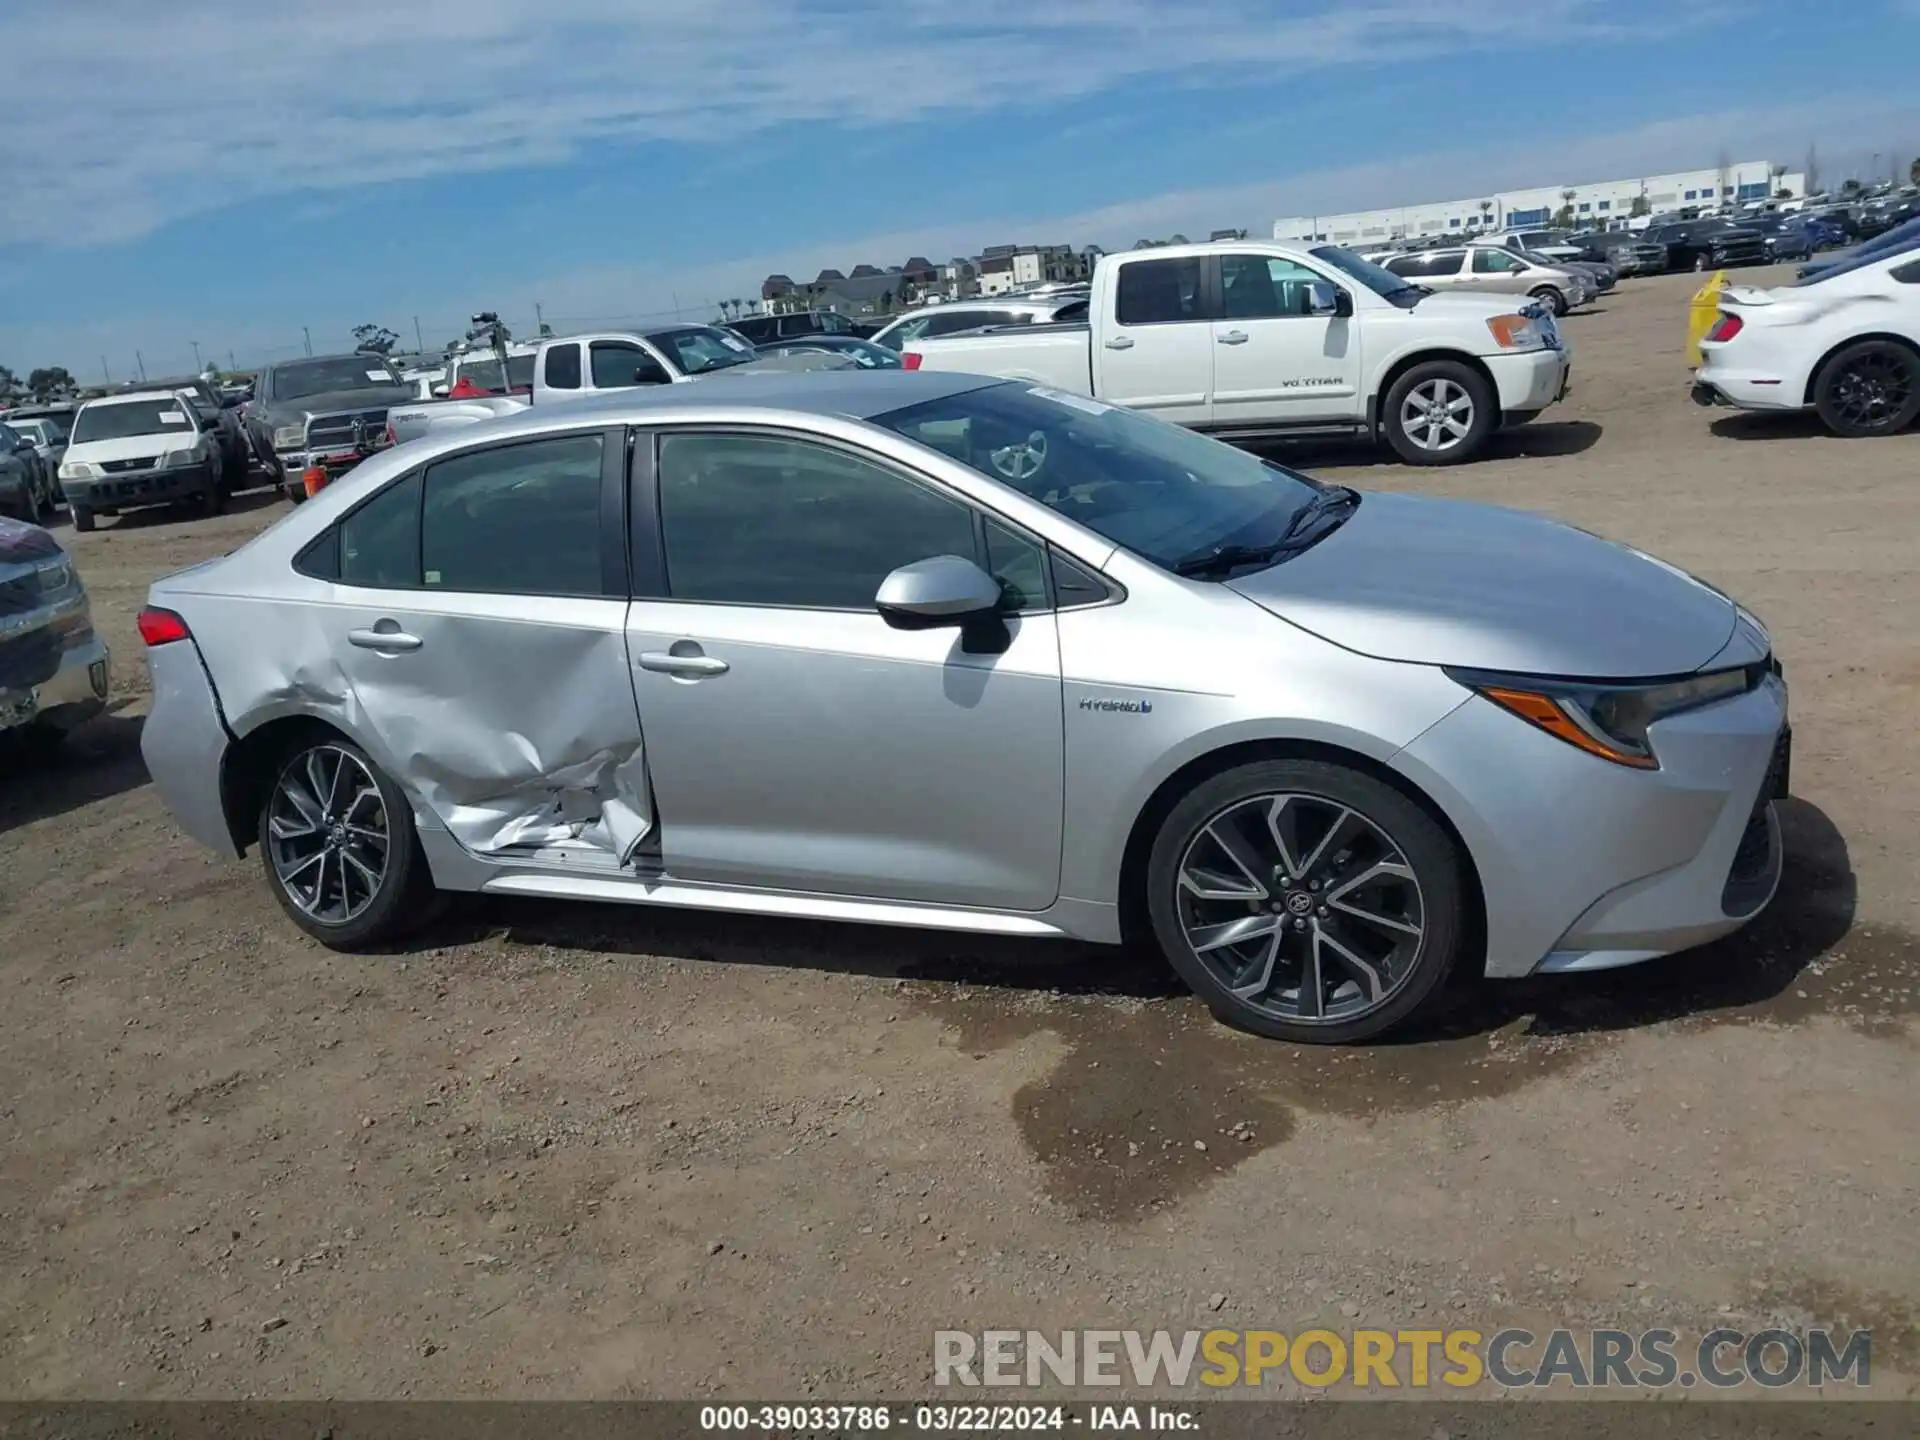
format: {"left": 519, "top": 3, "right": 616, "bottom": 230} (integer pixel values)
{"left": 1103, "top": 335, "right": 1134, "bottom": 350}
{"left": 347, "top": 626, "right": 422, "bottom": 653}
{"left": 637, "top": 651, "right": 729, "bottom": 677}
{"left": 1218, "top": 330, "right": 1250, "bottom": 345}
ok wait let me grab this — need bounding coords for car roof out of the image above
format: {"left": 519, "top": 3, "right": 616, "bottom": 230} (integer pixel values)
{"left": 501, "top": 369, "right": 1002, "bottom": 433}
{"left": 79, "top": 388, "right": 191, "bottom": 408}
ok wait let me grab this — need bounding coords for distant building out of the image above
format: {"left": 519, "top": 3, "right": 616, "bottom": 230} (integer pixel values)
{"left": 1273, "top": 161, "right": 1807, "bottom": 244}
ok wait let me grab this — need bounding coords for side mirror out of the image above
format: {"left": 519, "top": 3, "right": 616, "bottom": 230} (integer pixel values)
{"left": 875, "top": 555, "right": 1008, "bottom": 648}
{"left": 431, "top": 383, "right": 450, "bottom": 397}
{"left": 15, "top": 439, "right": 35, "bottom": 454}
{"left": 1306, "top": 282, "right": 1351, "bottom": 317}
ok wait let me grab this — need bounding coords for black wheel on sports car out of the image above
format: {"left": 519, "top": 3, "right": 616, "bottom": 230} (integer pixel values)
{"left": 1812, "top": 340, "right": 1920, "bottom": 438}
{"left": 1146, "top": 759, "right": 1467, "bottom": 1045}
{"left": 257, "top": 734, "right": 438, "bottom": 950}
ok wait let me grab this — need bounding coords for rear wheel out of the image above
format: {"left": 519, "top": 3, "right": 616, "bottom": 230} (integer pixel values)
{"left": 257, "top": 735, "right": 438, "bottom": 950}
{"left": 1381, "top": 360, "right": 1495, "bottom": 466}
{"left": 1813, "top": 340, "right": 1920, "bottom": 438}
{"left": 200, "top": 461, "right": 226, "bottom": 516}
{"left": 1145, "top": 759, "right": 1467, "bottom": 1044}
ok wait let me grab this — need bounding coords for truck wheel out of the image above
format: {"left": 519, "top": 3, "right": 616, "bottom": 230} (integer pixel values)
{"left": 71, "top": 504, "right": 96, "bottom": 533}
{"left": 1812, "top": 340, "right": 1920, "bottom": 438}
{"left": 285, "top": 478, "right": 308, "bottom": 505}
{"left": 1382, "top": 361, "right": 1495, "bottom": 466}
{"left": 1528, "top": 285, "right": 1567, "bottom": 317}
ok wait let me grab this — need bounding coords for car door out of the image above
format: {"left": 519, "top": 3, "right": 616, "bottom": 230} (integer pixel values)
{"left": 624, "top": 428, "right": 1066, "bottom": 910}
{"left": 1208, "top": 251, "right": 1363, "bottom": 426}
{"left": 1094, "top": 254, "right": 1214, "bottom": 424}
{"left": 303, "top": 427, "right": 651, "bottom": 857}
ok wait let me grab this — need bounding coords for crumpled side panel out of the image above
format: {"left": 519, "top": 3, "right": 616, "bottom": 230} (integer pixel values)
{"left": 190, "top": 593, "right": 652, "bottom": 863}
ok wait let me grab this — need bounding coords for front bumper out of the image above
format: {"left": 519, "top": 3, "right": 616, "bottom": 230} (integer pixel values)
{"left": 1485, "top": 346, "right": 1572, "bottom": 415}
{"left": 275, "top": 441, "right": 389, "bottom": 487}
{"left": 1393, "top": 668, "right": 1789, "bottom": 978}
{"left": 0, "top": 634, "right": 110, "bottom": 734}
{"left": 63, "top": 462, "right": 214, "bottom": 509}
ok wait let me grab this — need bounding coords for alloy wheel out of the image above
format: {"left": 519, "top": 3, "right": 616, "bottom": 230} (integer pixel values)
{"left": 1174, "top": 793, "right": 1426, "bottom": 1026}
{"left": 266, "top": 745, "right": 390, "bottom": 924}
{"left": 1829, "top": 351, "right": 1915, "bottom": 434}
{"left": 1399, "top": 377, "right": 1475, "bottom": 452}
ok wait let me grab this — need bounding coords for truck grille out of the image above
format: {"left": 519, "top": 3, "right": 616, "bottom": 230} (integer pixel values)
{"left": 305, "top": 409, "right": 391, "bottom": 450}
{"left": 99, "top": 456, "right": 158, "bottom": 474}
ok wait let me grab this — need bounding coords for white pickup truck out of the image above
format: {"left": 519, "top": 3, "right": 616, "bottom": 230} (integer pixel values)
{"left": 387, "top": 325, "right": 833, "bottom": 444}
{"left": 902, "top": 240, "right": 1572, "bottom": 465}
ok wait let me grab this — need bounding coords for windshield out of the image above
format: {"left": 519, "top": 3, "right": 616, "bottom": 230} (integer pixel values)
{"left": 1309, "top": 245, "right": 1423, "bottom": 306}
{"left": 456, "top": 354, "right": 537, "bottom": 392}
{"left": 646, "top": 326, "right": 760, "bottom": 375}
{"left": 17, "top": 419, "right": 62, "bottom": 444}
{"left": 785, "top": 339, "right": 901, "bottom": 369}
{"left": 274, "top": 358, "right": 404, "bottom": 400}
{"left": 71, "top": 398, "right": 198, "bottom": 443}
{"left": 872, "top": 381, "right": 1323, "bottom": 571}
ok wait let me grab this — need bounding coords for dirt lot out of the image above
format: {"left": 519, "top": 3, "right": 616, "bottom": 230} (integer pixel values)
{"left": 2, "top": 267, "right": 1916, "bottom": 1400}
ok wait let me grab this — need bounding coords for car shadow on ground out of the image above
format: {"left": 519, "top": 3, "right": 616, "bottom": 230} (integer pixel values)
{"left": 417, "top": 796, "right": 1865, "bottom": 1044}
{"left": 92, "top": 488, "right": 282, "bottom": 534}
{"left": 0, "top": 708, "right": 149, "bottom": 838}
{"left": 1707, "top": 412, "right": 1834, "bottom": 442}
{"left": 1256, "top": 419, "right": 1603, "bottom": 470}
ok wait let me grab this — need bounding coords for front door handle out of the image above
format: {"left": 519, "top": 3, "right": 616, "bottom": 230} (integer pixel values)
{"left": 348, "top": 625, "right": 422, "bottom": 653}
{"left": 638, "top": 651, "right": 729, "bottom": 677}
{"left": 1218, "top": 330, "right": 1250, "bottom": 345}
{"left": 1103, "top": 335, "right": 1135, "bottom": 350}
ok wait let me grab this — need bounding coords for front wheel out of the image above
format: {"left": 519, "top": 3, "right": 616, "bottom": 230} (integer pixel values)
{"left": 1529, "top": 285, "right": 1568, "bottom": 317}
{"left": 1693, "top": 253, "right": 1711, "bottom": 272}
{"left": 1146, "top": 760, "right": 1467, "bottom": 1044}
{"left": 1813, "top": 340, "right": 1920, "bottom": 438}
{"left": 1381, "top": 360, "right": 1495, "bottom": 466}
{"left": 257, "top": 735, "right": 438, "bottom": 949}
{"left": 70, "top": 504, "right": 96, "bottom": 533}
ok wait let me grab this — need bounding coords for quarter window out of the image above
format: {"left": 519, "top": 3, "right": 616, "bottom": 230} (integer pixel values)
{"left": 543, "top": 343, "right": 582, "bottom": 390}
{"left": 420, "top": 434, "right": 605, "bottom": 596}
{"left": 982, "top": 516, "right": 1048, "bottom": 612}
{"left": 339, "top": 473, "right": 421, "bottom": 589}
{"left": 1114, "top": 257, "right": 1205, "bottom": 326}
{"left": 657, "top": 433, "right": 978, "bottom": 609}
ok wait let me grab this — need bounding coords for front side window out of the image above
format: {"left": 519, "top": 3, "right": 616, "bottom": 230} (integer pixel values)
{"left": 1114, "top": 257, "right": 1205, "bottom": 326}
{"left": 656, "top": 433, "right": 978, "bottom": 609}
{"left": 591, "top": 342, "right": 671, "bottom": 387}
{"left": 70, "top": 399, "right": 196, "bottom": 442}
{"left": 1472, "top": 249, "right": 1522, "bottom": 273}
{"left": 420, "top": 434, "right": 605, "bottom": 596}
{"left": 1219, "top": 254, "right": 1326, "bottom": 318}
{"left": 874, "top": 382, "right": 1320, "bottom": 573}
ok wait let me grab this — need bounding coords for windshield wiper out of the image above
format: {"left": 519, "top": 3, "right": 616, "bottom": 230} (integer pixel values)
{"left": 1172, "top": 486, "right": 1360, "bottom": 577}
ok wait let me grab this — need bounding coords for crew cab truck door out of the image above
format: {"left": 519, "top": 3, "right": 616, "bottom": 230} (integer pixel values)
{"left": 1090, "top": 253, "right": 1214, "bottom": 425}
{"left": 1209, "top": 252, "right": 1362, "bottom": 426}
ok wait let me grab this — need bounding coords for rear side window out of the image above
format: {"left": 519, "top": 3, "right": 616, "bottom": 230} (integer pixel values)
{"left": 339, "top": 473, "right": 422, "bottom": 589}
{"left": 1114, "top": 257, "right": 1205, "bottom": 326}
{"left": 420, "top": 434, "right": 606, "bottom": 596}
{"left": 543, "top": 343, "right": 582, "bottom": 390}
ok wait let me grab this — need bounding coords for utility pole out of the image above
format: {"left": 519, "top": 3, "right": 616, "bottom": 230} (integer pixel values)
{"left": 413, "top": 315, "right": 424, "bottom": 352}
{"left": 671, "top": 291, "right": 682, "bottom": 320}
{"left": 101, "top": 357, "right": 111, "bottom": 384}
{"left": 228, "top": 350, "right": 237, "bottom": 372}
{"left": 302, "top": 326, "right": 313, "bottom": 357}
{"left": 535, "top": 302, "right": 545, "bottom": 335}
{"left": 190, "top": 340, "right": 203, "bottom": 372}
{"left": 135, "top": 350, "right": 147, "bottom": 381}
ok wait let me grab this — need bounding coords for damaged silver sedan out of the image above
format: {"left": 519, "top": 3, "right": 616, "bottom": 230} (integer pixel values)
{"left": 139, "top": 370, "right": 1789, "bottom": 1044}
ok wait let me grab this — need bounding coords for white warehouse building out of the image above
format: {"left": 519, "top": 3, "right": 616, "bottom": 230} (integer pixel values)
{"left": 1273, "top": 161, "right": 1807, "bottom": 245}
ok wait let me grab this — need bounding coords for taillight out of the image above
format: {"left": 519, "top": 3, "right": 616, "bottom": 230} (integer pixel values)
{"left": 137, "top": 606, "right": 191, "bottom": 647}
{"left": 384, "top": 422, "right": 396, "bottom": 446}
{"left": 1706, "top": 312, "right": 1744, "bottom": 344}
{"left": 902, "top": 350, "right": 923, "bottom": 371}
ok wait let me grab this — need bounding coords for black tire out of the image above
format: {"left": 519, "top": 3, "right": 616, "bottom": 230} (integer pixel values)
{"left": 70, "top": 504, "right": 96, "bottom": 533}
{"left": 1146, "top": 759, "right": 1467, "bottom": 1045}
{"left": 200, "top": 463, "right": 226, "bottom": 517}
{"left": 1812, "top": 340, "right": 1920, "bottom": 439}
{"left": 1692, "top": 253, "right": 1711, "bottom": 272}
{"left": 1380, "top": 359, "right": 1496, "bottom": 466}
{"left": 285, "top": 478, "right": 307, "bottom": 504}
{"left": 1529, "top": 285, "right": 1567, "bottom": 317}
{"left": 257, "top": 732, "right": 439, "bottom": 950}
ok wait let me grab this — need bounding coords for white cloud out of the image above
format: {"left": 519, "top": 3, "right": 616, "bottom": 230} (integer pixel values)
{"left": 5, "top": 0, "right": 1685, "bottom": 247}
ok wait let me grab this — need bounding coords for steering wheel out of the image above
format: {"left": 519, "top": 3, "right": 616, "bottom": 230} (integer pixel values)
{"left": 987, "top": 429, "right": 1049, "bottom": 483}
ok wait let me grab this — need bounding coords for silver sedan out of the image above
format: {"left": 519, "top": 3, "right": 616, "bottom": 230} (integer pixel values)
{"left": 137, "top": 371, "right": 1790, "bottom": 1043}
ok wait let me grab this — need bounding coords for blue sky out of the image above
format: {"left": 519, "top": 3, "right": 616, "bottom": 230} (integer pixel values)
{"left": 4, "top": 0, "right": 1918, "bottom": 379}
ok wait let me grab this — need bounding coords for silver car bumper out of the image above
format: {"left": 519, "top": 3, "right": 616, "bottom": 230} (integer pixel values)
{"left": 140, "top": 637, "right": 241, "bottom": 856}
{"left": 2, "top": 634, "right": 110, "bottom": 733}
{"left": 1394, "top": 670, "right": 1789, "bottom": 978}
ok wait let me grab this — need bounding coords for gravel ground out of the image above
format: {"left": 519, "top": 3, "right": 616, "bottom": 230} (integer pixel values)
{"left": 1, "top": 267, "right": 1915, "bottom": 1400}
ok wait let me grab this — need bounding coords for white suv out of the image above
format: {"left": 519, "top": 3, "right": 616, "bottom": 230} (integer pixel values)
{"left": 58, "top": 391, "right": 230, "bottom": 532}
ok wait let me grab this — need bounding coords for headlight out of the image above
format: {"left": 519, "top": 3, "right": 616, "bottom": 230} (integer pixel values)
{"left": 272, "top": 424, "right": 306, "bottom": 449}
{"left": 58, "top": 460, "right": 98, "bottom": 480}
{"left": 1485, "top": 313, "right": 1544, "bottom": 349}
{"left": 1446, "top": 666, "right": 1755, "bottom": 769}
{"left": 160, "top": 442, "right": 207, "bottom": 468}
